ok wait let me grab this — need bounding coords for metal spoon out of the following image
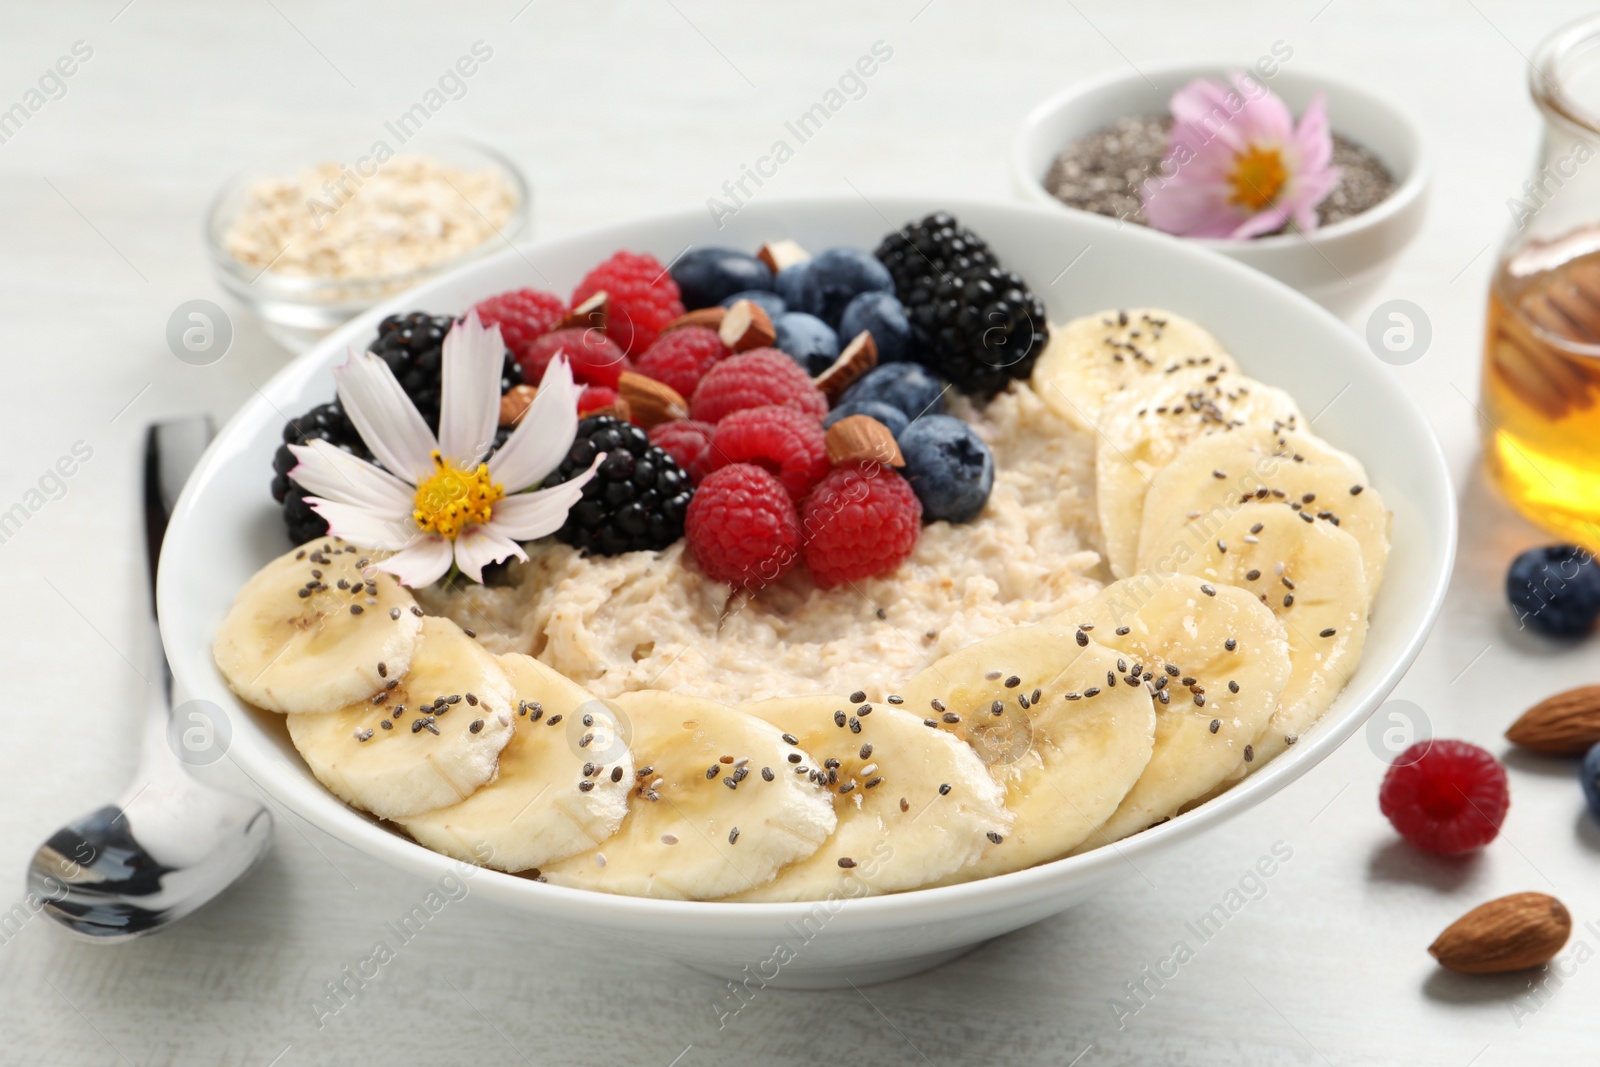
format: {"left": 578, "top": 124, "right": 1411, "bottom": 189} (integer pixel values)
{"left": 26, "top": 418, "right": 272, "bottom": 940}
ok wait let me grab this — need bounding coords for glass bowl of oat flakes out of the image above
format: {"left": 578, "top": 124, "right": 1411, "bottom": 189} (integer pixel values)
{"left": 206, "top": 134, "right": 528, "bottom": 351}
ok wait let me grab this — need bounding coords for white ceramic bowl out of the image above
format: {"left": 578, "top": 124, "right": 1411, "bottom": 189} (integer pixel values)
{"left": 159, "top": 196, "right": 1454, "bottom": 989}
{"left": 1012, "top": 64, "right": 1430, "bottom": 319}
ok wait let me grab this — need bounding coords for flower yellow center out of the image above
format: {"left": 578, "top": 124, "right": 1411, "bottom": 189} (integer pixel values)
{"left": 1228, "top": 145, "right": 1287, "bottom": 211}
{"left": 412, "top": 451, "right": 503, "bottom": 540}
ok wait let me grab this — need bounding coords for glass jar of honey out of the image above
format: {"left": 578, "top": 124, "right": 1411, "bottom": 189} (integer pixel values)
{"left": 1482, "top": 15, "right": 1600, "bottom": 543}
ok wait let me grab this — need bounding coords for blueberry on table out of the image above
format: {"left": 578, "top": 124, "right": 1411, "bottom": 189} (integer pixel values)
{"left": 839, "top": 291, "right": 912, "bottom": 363}
{"left": 824, "top": 399, "right": 909, "bottom": 439}
{"left": 839, "top": 361, "right": 946, "bottom": 421}
{"left": 898, "top": 414, "right": 994, "bottom": 523}
{"left": 773, "top": 312, "right": 839, "bottom": 375}
{"left": 670, "top": 248, "right": 773, "bottom": 309}
{"left": 720, "top": 289, "right": 786, "bottom": 319}
{"left": 795, "top": 248, "right": 895, "bottom": 328}
{"left": 1583, "top": 742, "right": 1600, "bottom": 820}
{"left": 1506, "top": 544, "right": 1600, "bottom": 637}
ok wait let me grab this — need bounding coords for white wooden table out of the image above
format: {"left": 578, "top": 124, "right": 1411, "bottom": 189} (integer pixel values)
{"left": 3, "top": 1, "right": 1595, "bottom": 1062}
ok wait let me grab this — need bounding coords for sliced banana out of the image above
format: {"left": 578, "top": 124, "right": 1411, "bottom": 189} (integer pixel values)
{"left": 214, "top": 539, "right": 423, "bottom": 715}
{"left": 725, "top": 696, "right": 1010, "bottom": 901}
{"left": 895, "top": 622, "right": 1156, "bottom": 879}
{"left": 1095, "top": 368, "right": 1303, "bottom": 578}
{"left": 286, "top": 617, "right": 514, "bottom": 820}
{"left": 397, "top": 654, "right": 632, "bottom": 873}
{"left": 1159, "top": 503, "right": 1369, "bottom": 775}
{"left": 1067, "top": 574, "right": 1291, "bottom": 847}
{"left": 1031, "top": 307, "right": 1233, "bottom": 432}
{"left": 541, "top": 691, "right": 836, "bottom": 900}
{"left": 1136, "top": 425, "right": 1390, "bottom": 596}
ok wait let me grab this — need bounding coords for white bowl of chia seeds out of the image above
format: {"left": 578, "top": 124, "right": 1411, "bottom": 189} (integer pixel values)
{"left": 1012, "top": 64, "right": 1429, "bottom": 319}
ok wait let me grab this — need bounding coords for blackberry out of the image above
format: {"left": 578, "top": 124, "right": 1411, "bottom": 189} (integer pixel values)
{"left": 875, "top": 212, "right": 1049, "bottom": 398}
{"left": 369, "top": 311, "right": 523, "bottom": 428}
{"left": 271, "top": 401, "right": 372, "bottom": 544}
{"left": 545, "top": 416, "right": 692, "bottom": 555}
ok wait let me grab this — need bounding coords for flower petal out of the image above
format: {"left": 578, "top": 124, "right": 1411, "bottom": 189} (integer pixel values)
{"left": 438, "top": 310, "right": 507, "bottom": 468}
{"left": 304, "top": 498, "right": 419, "bottom": 551}
{"left": 488, "top": 354, "right": 581, "bottom": 493}
{"left": 488, "top": 453, "right": 604, "bottom": 540}
{"left": 371, "top": 534, "right": 455, "bottom": 588}
{"left": 1229, "top": 203, "right": 1294, "bottom": 240}
{"left": 1292, "top": 91, "right": 1335, "bottom": 173}
{"left": 288, "top": 440, "right": 414, "bottom": 516}
{"left": 1228, "top": 71, "right": 1292, "bottom": 145}
{"left": 335, "top": 350, "right": 439, "bottom": 485}
{"left": 453, "top": 524, "right": 529, "bottom": 584}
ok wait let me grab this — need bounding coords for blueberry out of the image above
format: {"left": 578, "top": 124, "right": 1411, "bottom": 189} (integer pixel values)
{"left": 773, "top": 312, "right": 839, "bottom": 375}
{"left": 775, "top": 261, "right": 811, "bottom": 308}
{"left": 1506, "top": 544, "right": 1600, "bottom": 637}
{"left": 1583, "top": 743, "right": 1600, "bottom": 820}
{"left": 823, "top": 400, "right": 910, "bottom": 439}
{"left": 670, "top": 248, "right": 773, "bottom": 310}
{"left": 839, "top": 291, "right": 912, "bottom": 363}
{"left": 839, "top": 362, "right": 946, "bottom": 420}
{"left": 721, "top": 289, "right": 787, "bottom": 319}
{"left": 795, "top": 248, "right": 895, "bottom": 328}
{"left": 898, "top": 415, "right": 994, "bottom": 524}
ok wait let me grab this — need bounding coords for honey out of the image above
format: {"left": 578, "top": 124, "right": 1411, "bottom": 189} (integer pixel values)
{"left": 1482, "top": 232, "right": 1600, "bottom": 544}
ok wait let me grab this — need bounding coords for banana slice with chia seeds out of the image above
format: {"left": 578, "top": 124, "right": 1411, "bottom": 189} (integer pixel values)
{"left": 541, "top": 690, "right": 836, "bottom": 900}
{"left": 397, "top": 653, "right": 632, "bottom": 874}
{"left": 286, "top": 617, "right": 514, "bottom": 820}
{"left": 1031, "top": 307, "right": 1234, "bottom": 432}
{"left": 1159, "top": 502, "right": 1370, "bottom": 777}
{"left": 1094, "top": 367, "right": 1303, "bottom": 578}
{"left": 1136, "top": 425, "right": 1390, "bottom": 596}
{"left": 896, "top": 621, "right": 1156, "bottom": 879}
{"left": 724, "top": 695, "right": 1011, "bottom": 901}
{"left": 213, "top": 539, "right": 423, "bottom": 715}
{"left": 1067, "top": 573, "right": 1291, "bottom": 848}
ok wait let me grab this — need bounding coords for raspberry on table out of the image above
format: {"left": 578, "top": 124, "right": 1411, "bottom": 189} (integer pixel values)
{"left": 689, "top": 349, "right": 829, "bottom": 424}
{"left": 799, "top": 465, "right": 922, "bottom": 588}
{"left": 1379, "top": 739, "right": 1509, "bottom": 855}
{"left": 685, "top": 464, "right": 801, "bottom": 589}
{"left": 517, "top": 327, "right": 631, "bottom": 389}
{"left": 474, "top": 288, "right": 567, "bottom": 356}
{"left": 704, "top": 405, "right": 830, "bottom": 502}
{"left": 572, "top": 250, "right": 685, "bottom": 357}
{"left": 649, "top": 420, "right": 716, "bottom": 483}
{"left": 635, "top": 326, "right": 729, "bottom": 399}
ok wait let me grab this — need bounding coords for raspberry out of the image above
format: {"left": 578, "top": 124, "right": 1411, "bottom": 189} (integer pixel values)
{"left": 685, "top": 464, "right": 801, "bottom": 589}
{"left": 689, "top": 349, "right": 829, "bottom": 424}
{"left": 635, "top": 327, "right": 728, "bottom": 398}
{"left": 1379, "top": 740, "right": 1509, "bottom": 855}
{"left": 474, "top": 288, "right": 567, "bottom": 356}
{"left": 705, "top": 405, "right": 829, "bottom": 501}
{"left": 517, "top": 327, "right": 631, "bottom": 388}
{"left": 578, "top": 385, "right": 621, "bottom": 416}
{"left": 572, "top": 250, "right": 684, "bottom": 357}
{"left": 649, "top": 420, "right": 716, "bottom": 482}
{"left": 800, "top": 466, "right": 922, "bottom": 588}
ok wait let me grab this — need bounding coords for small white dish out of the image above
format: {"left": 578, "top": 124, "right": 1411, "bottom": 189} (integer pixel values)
{"left": 160, "top": 196, "right": 1454, "bottom": 989}
{"left": 1012, "top": 64, "right": 1430, "bottom": 319}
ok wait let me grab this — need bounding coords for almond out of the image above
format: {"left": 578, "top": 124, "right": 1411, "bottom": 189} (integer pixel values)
{"left": 813, "top": 330, "right": 879, "bottom": 403}
{"left": 1505, "top": 685, "right": 1600, "bottom": 755}
{"left": 719, "top": 299, "right": 777, "bottom": 352}
{"left": 1428, "top": 892, "right": 1571, "bottom": 974}
{"left": 662, "top": 307, "right": 726, "bottom": 334}
{"left": 617, "top": 371, "right": 688, "bottom": 430}
{"left": 757, "top": 239, "right": 810, "bottom": 274}
{"left": 557, "top": 290, "right": 609, "bottom": 332}
{"left": 499, "top": 384, "right": 538, "bottom": 427}
{"left": 826, "top": 414, "right": 904, "bottom": 469}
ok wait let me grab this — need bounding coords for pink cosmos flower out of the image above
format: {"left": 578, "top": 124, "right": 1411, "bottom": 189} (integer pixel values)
{"left": 287, "top": 311, "right": 601, "bottom": 587}
{"left": 1141, "top": 73, "right": 1341, "bottom": 240}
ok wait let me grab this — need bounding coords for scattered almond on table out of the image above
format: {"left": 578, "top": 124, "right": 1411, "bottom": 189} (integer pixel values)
{"left": 1428, "top": 892, "right": 1572, "bottom": 975}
